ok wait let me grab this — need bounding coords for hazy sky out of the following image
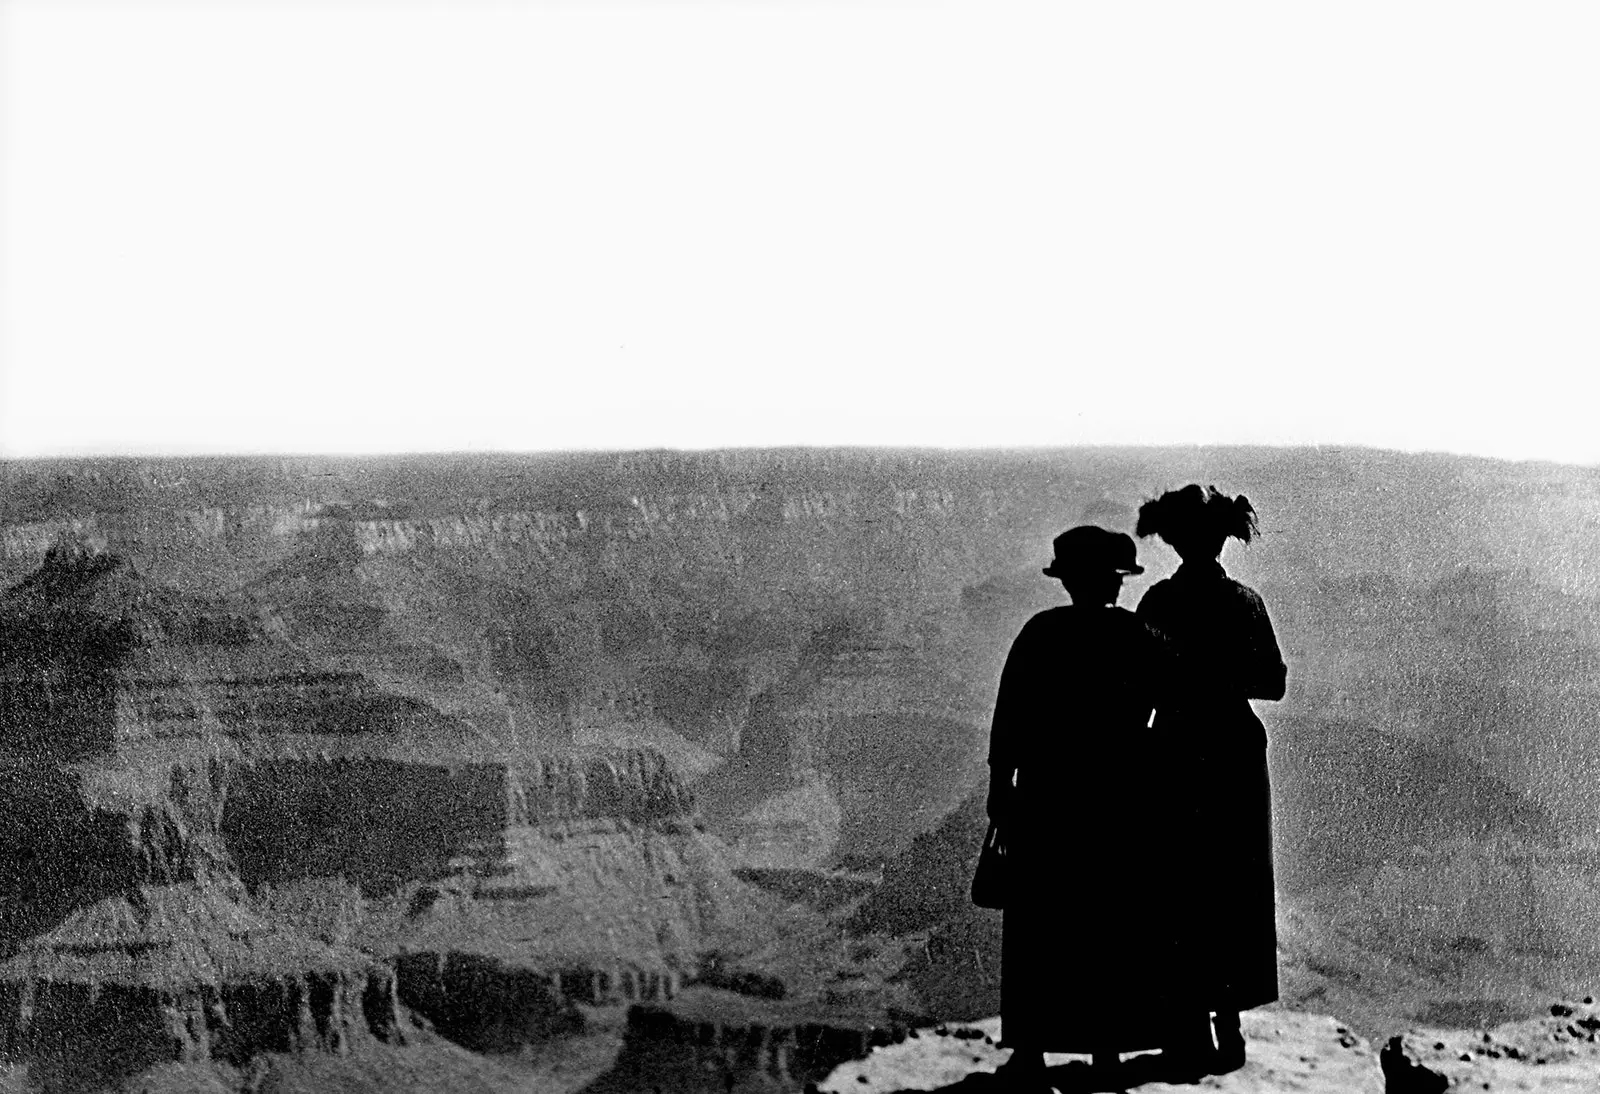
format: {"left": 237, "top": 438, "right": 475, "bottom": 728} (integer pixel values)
{"left": 2, "top": 2, "right": 1596, "bottom": 462}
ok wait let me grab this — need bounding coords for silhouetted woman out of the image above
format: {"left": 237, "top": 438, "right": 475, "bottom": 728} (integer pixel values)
{"left": 1135, "top": 485, "right": 1287, "bottom": 1074}
{"left": 987, "top": 526, "right": 1193, "bottom": 1088}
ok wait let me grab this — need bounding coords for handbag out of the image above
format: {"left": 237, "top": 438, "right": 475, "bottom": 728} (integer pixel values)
{"left": 970, "top": 821, "right": 1008, "bottom": 909}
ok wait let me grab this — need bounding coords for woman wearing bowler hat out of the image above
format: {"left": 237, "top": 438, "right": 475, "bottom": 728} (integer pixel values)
{"left": 986, "top": 525, "right": 1203, "bottom": 1087}
{"left": 1135, "top": 485, "right": 1287, "bottom": 1075}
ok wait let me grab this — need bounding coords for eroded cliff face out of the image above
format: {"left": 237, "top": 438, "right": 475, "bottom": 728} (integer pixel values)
{"left": 0, "top": 885, "right": 403, "bottom": 1094}
{"left": 0, "top": 541, "right": 797, "bottom": 1090}
{"left": 592, "top": 989, "right": 909, "bottom": 1094}
{"left": 2, "top": 479, "right": 1002, "bottom": 878}
{"left": 0, "top": 487, "right": 976, "bottom": 574}
{"left": 0, "top": 542, "right": 470, "bottom": 762}
{"left": 0, "top": 738, "right": 751, "bottom": 1075}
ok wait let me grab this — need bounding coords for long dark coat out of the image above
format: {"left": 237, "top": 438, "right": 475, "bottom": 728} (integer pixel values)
{"left": 987, "top": 604, "right": 1197, "bottom": 1054}
{"left": 1135, "top": 559, "right": 1286, "bottom": 1012}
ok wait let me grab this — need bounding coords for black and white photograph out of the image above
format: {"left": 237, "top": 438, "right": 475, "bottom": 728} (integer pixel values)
{"left": 2, "top": 2, "right": 1598, "bottom": 1091}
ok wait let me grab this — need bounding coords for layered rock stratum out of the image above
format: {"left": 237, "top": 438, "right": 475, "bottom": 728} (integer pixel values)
{"left": 0, "top": 538, "right": 844, "bottom": 1090}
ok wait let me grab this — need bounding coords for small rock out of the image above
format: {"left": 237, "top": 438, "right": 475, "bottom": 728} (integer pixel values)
{"left": 856, "top": 1076, "right": 869, "bottom": 1085}
{"left": 1551, "top": 1003, "right": 1573, "bottom": 1017}
{"left": 1585, "top": 995, "right": 1594, "bottom": 1005}
{"left": 1380, "top": 1035, "right": 1450, "bottom": 1094}
{"left": 1460, "top": 1053, "right": 1473, "bottom": 1062}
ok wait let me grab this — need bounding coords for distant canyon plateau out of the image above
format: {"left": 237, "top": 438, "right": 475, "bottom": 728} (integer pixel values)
{"left": 3, "top": 446, "right": 1600, "bottom": 1093}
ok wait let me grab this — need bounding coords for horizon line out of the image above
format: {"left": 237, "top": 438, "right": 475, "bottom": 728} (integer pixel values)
{"left": 0, "top": 440, "right": 1593, "bottom": 471}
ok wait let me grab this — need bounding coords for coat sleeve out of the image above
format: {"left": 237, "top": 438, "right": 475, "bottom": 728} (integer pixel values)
{"left": 1236, "top": 586, "right": 1287, "bottom": 701}
{"left": 987, "top": 618, "right": 1038, "bottom": 774}
{"left": 986, "top": 617, "right": 1042, "bottom": 819}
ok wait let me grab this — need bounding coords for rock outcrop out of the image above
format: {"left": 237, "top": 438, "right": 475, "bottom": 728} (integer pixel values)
{"left": 1381, "top": 997, "right": 1600, "bottom": 1093}
{"left": 0, "top": 542, "right": 462, "bottom": 756}
{"left": 0, "top": 541, "right": 789, "bottom": 1086}
{"left": 0, "top": 885, "right": 402, "bottom": 1093}
{"left": 586, "top": 988, "right": 911, "bottom": 1094}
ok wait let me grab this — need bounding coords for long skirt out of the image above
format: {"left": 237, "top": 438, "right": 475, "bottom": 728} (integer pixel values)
{"left": 1188, "top": 743, "right": 1278, "bottom": 1011}
{"left": 999, "top": 807, "right": 1203, "bottom": 1053}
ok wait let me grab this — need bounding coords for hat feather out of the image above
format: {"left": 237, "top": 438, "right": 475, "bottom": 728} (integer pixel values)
{"left": 1136, "top": 484, "right": 1260, "bottom": 544}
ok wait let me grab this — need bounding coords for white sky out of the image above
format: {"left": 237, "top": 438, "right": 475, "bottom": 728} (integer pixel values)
{"left": 1, "top": 1, "right": 1596, "bottom": 462}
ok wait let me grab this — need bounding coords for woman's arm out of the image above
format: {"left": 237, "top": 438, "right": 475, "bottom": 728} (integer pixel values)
{"left": 986, "top": 618, "right": 1037, "bottom": 821}
{"left": 1239, "top": 587, "right": 1287, "bottom": 701}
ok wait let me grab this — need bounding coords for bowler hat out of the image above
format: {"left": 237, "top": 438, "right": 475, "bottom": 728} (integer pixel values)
{"left": 1042, "top": 525, "right": 1144, "bottom": 578}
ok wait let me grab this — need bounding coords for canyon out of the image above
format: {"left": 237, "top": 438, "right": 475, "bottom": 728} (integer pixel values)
{"left": 4, "top": 447, "right": 1600, "bottom": 1091}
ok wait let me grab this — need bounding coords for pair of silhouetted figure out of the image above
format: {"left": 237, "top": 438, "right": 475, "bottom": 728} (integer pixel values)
{"left": 985, "top": 484, "right": 1286, "bottom": 1090}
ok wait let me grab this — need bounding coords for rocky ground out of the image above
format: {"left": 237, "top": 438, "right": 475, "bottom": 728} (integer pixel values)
{"left": 813, "top": 999, "right": 1600, "bottom": 1094}
{"left": 1379, "top": 997, "right": 1600, "bottom": 1093}
{"left": 817, "top": 1010, "right": 1383, "bottom": 1094}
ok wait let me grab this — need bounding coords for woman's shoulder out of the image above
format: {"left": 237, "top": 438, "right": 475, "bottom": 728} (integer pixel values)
{"left": 1017, "top": 605, "right": 1074, "bottom": 633}
{"left": 1005, "top": 606, "right": 1075, "bottom": 659}
{"left": 1220, "top": 576, "right": 1270, "bottom": 610}
{"left": 1018, "top": 604, "right": 1144, "bottom": 636}
{"left": 1138, "top": 577, "right": 1177, "bottom": 598}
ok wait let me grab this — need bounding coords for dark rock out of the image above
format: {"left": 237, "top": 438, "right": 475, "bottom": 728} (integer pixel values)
{"left": 692, "top": 953, "right": 787, "bottom": 1001}
{"left": 1380, "top": 1035, "right": 1450, "bottom": 1094}
{"left": 590, "top": 993, "right": 908, "bottom": 1093}
{"left": 394, "top": 951, "right": 582, "bottom": 1052}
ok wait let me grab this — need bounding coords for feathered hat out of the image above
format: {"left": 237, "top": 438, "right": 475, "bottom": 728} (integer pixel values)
{"left": 1135, "top": 484, "right": 1259, "bottom": 544}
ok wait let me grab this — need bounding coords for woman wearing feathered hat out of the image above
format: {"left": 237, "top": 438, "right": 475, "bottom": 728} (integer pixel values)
{"left": 1135, "top": 485, "right": 1287, "bottom": 1074}
{"left": 986, "top": 526, "right": 1205, "bottom": 1088}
